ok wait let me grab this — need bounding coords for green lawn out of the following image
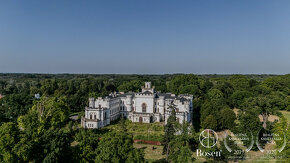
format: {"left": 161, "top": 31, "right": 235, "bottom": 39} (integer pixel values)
{"left": 280, "top": 110, "right": 290, "bottom": 121}
{"left": 101, "top": 119, "right": 164, "bottom": 141}
{"left": 134, "top": 143, "right": 165, "bottom": 162}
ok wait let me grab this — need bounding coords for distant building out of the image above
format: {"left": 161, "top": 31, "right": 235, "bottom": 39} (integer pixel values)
{"left": 82, "top": 82, "right": 193, "bottom": 129}
{"left": 34, "top": 93, "right": 40, "bottom": 99}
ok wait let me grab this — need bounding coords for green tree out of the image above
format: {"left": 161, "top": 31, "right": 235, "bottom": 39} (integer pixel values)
{"left": 200, "top": 89, "right": 226, "bottom": 127}
{"left": 213, "top": 80, "right": 234, "bottom": 100}
{"left": 229, "top": 75, "right": 250, "bottom": 91}
{"left": 237, "top": 110, "right": 261, "bottom": 150}
{"left": 118, "top": 80, "right": 143, "bottom": 92}
{"left": 0, "top": 93, "right": 33, "bottom": 123}
{"left": 0, "top": 122, "right": 20, "bottom": 162}
{"left": 180, "top": 84, "right": 200, "bottom": 97}
{"left": 95, "top": 131, "right": 144, "bottom": 163}
{"left": 262, "top": 75, "right": 290, "bottom": 94}
{"left": 13, "top": 134, "right": 34, "bottom": 162}
{"left": 14, "top": 97, "right": 72, "bottom": 162}
{"left": 242, "top": 95, "right": 279, "bottom": 129}
{"left": 230, "top": 90, "right": 252, "bottom": 108}
{"left": 73, "top": 129, "right": 99, "bottom": 162}
{"left": 201, "top": 115, "right": 218, "bottom": 130}
{"left": 207, "top": 89, "right": 224, "bottom": 102}
{"left": 163, "top": 104, "right": 177, "bottom": 160}
{"left": 286, "top": 96, "right": 290, "bottom": 111}
{"left": 168, "top": 123, "right": 195, "bottom": 163}
{"left": 219, "top": 107, "right": 236, "bottom": 130}
{"left": 272, "top": 117, "right": 289, "bottom": 162}
{"left": 41, "top": 97, "right": 69, "bottom": 129}
{"left": 36, "top": 128, "right": 73, "bottom": 163}
{"left": 119, "top": 116, "right": 128, "bottom": 133}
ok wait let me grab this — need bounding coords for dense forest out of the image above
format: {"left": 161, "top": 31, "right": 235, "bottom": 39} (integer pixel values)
{"left": 0, "top": 73, "right": 289, "bottom": 162}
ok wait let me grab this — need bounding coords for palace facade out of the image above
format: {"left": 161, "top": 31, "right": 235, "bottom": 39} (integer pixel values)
{"left": 81, "top": 82, "right": 193, "bottom": 129}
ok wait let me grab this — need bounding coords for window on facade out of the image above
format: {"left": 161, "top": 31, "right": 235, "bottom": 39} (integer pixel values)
{"left": 104, "top": 112, "right": 107, "bottom": 119}
{"left": 99, "top": 104, "right": 101, "bottom": 108}
{"left": 176, "top": 108, "right": 179, "bottom": 112}
{"left": 90, "top": 114, "right": 92, "bottom": 119}
{"left": 94, "top": 115, "right": 96, "bottom": 119}
{"left": 142, "top": 103, "right": 147, "bottom": 113}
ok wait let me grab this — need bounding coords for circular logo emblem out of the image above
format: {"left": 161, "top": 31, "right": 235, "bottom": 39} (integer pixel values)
{"left": 199, "top": 129, "right": 218, "bottom": 148}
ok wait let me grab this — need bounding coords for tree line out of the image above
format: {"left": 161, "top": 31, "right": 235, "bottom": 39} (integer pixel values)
{"left": 0, "top": 73, "right": 289, "bottom": 162}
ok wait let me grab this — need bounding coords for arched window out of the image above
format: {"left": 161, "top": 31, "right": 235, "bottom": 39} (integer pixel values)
{"left": 142, "top": 103, "right": 147, "bottom": 113}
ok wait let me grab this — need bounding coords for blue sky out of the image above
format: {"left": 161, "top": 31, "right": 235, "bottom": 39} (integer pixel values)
{"left": 0, "top": 0, "right": 289, "bottom": 74}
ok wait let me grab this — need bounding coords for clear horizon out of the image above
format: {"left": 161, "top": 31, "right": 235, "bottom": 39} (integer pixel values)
{"left": 1, "top": 0, "right": 290, "bottom": 74}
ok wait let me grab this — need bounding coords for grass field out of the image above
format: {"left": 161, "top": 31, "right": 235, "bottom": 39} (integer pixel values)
{"left": 280, "top": 110, "right": 290, "bottom": 122}
{"left": 134, "top": 143, "right": 165, "bottom": 162}
{"left": 101, "top": 119, "right": 165, "bottom": 141}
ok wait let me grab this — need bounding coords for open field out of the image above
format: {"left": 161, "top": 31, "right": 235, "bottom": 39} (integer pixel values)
{"left": 102, "top": 120, "right": 164, "bottom": 141}
{"left": 234, "top": 108, "right": 289, "bottom": 123}
{"left": 280, "top": 110, "right": 290, "bottom": 121}
{"left": 134, "top": 143, "right": 165, "bottom": 162}
{"left": 258, "top": 115, "right": 279, "bottom": 122}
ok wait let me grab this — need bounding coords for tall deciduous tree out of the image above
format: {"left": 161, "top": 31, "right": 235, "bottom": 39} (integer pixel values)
{"left": 242, "top": 95, "right": 279, "bottom": 129}
{"left": 36, "top": 128, "right": 73, "bottom": 163}
{"left": 219, "top": 107, "right": 236, "bottom": 130}
{"left": 95, "top": 132, "right": 144, "bottom": 163}
{"left": 201, "top": 115, "right": 218, "bottom": 130}
{"left": 73, "top": 129, "right": 99, "bottom": 162}
{"left": 163, "top": 104, "right": 177, "bottom": 160}
{"left": 168, "top": 122, "right": 195, "bottom": 163}
{"left": 0, "top": 122, "right": 20, "bottom": 162}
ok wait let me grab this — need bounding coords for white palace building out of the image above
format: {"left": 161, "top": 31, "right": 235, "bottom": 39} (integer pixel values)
{"left": 81, "top": 82, "right": 193, "bottom": 129}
